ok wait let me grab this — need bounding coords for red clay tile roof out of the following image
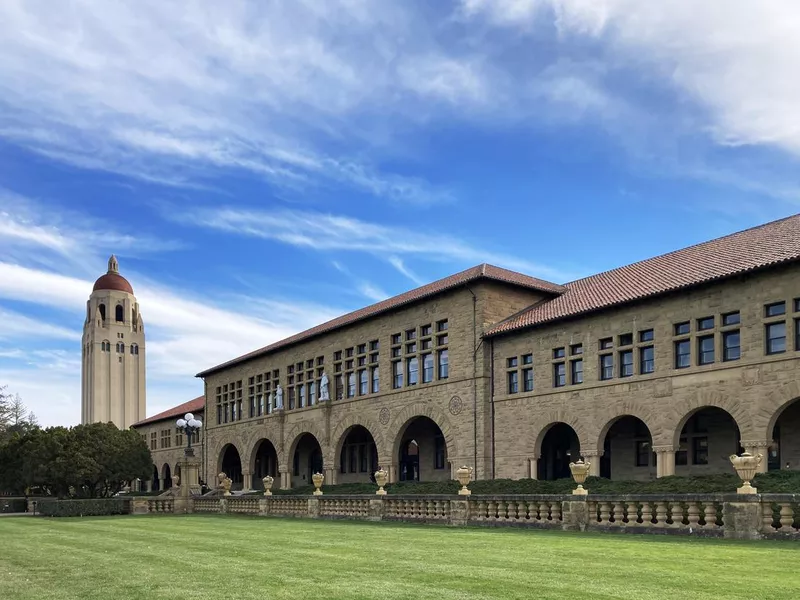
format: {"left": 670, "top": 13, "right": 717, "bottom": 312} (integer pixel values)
{"left": 132, "top": 396, "right": 205, "bottom": 427}
{"left": 488, "top": 213, "right": 800, "bottom": 336}
{"left": 196, "top": 264, "right": 565, "bottom": 377}
{"left": 93, "top": 272, "right": 134, "bottom": 294}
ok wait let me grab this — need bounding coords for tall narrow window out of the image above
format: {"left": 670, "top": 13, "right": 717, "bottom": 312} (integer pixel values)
{"left": 407, "top": 357, "right": 419, "bottom": 385}
{"left": 698, "top": 335, "right": 715, "bottom": 365}
{"left": 640, "top": 346, "right": 654, "bottom": 374}
{"left": 674, "top": 340, "right": 690, "bottom": 368}
{"left": 335, "top": 375, "right": 343, "bottom": 400}
{"left": 298, "top": 384, "right": 305, "bottom": 408}
{"left": 392, "top": 361, "right": 403, "bottom": 389}
{"left": 359, "top": 369, "right": 368, "bottom": 395}
{"left": 438, "top": 349, "right": 449, "bottom": 379}
{"left": 571, "top": 359, "right": 583, "bottom": 384}
{"left": 523, "top": 367, "right": 534, "bottom": 392}
{"left": 309, "top": 381, "right": 316, "bottom": 405}
{"left": 347, "top": 373, "right": 356, "bottom": 397}
{"left": 371, "top": 366, "right": 379, "bottom": 393}
{"left": 600, "top": 354, "right": 613, "bottom": 380}
{"left": 766, "top": 322, "right": 786, "bottom": 355}
{"left": 553, "top": 363, "right": 566, "bottom": 387}
{"left": 422, "top": 353, "right": 434, "bottom": 383}
{"left": 98, "top": 303, "right": 106, "bottom": 321}
{"left": 619, "top": 350, "right": 633, "bottom": 377}
{"left": 508, "top": 371, "right": 519, "bottom": 394}
{"left": 115, "top": 305, "right": 124, "bottom": 322}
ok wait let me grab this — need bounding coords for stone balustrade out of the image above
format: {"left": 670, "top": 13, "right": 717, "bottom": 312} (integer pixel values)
{"left": 124, "top": 493, "right": 800, "bottom": 541}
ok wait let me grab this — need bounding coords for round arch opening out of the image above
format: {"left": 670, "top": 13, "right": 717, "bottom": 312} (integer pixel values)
{"left": 673, "top": 407, "right": 741, "bottom": 475}
{"left": 251, "top": 439, "right": 279, "bottom": 490}
{"left": 291, "top": 433, "right": 323, "bottom": 488}
{"left": 219, "top": 444, "right": 244, "bottom": 491}
{"left": 395, "top": 416, "right": 448, "bottom": 482}
{"left": 338, "top": 425, "right": 378, "bottom": 484}
{"left": 599, "top": 416, "right": 654, "bottom": 480}
{"left": 151, "top": 464, "right": 160, "bottom": 492}
{"left": 161, "top": 463, "right": 172, "bottom": 490}
{"left": 768, "top": 397, "right": 800, "bottom": 471}
{"left": 537, "top": 423, "right": 580, "bottom": 480}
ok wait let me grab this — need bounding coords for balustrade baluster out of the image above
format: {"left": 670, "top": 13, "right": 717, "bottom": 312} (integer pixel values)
{"left": 624, "top": 502, "right": 638, "bottom": 525}
{"left": 639, "top": 502, "right": 652, "bottom": 526}
{"left": 539, "top": 501, "right": 550, "bottom": 522}
{"left": 550, "top": 501, "right": 562, "bottom": 523}
{"left": 612, "top": 503, "right": 624, "bottom": 524}
{"left": 779, "top": 503, "right": 794, "bottom": 532}
{"left": 599, "top": 502, "right": 611, "bottom": 525}
{"left": 686, "top": 502, "right": 700, "bottom": 529}
{"left": 654, "top": 502, "right": 668, "bottom": 527}
{"left": 761, "top": 502, "right": 774, "bottom": 533}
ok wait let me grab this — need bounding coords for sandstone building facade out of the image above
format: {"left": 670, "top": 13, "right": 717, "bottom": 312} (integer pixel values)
{"left": 186, "top": 216, "right": 800, "bottom": 490}
{"left": 81, "top": 255, "right": 146, "bottom": 429}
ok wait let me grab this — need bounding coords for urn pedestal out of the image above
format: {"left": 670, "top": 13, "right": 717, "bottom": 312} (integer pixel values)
{"left": 312, "top": 472, "right": 324, "bottom": 496}
{"left": 456, "top": 465, "right": 473, "bottom": 496}
{"left": 569, "top": 459, "right": 591, "bottom": 496}
{"left": 730, "top": 452, "right": 763, "bottom": 494}
{"left": 374, "top": 468, "right": 388, "bottom": 495}
{"left": 262, "top": 475, "right": 274, "bottom": 496}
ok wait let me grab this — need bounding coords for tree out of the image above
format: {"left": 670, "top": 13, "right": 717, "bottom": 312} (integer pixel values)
{"left": 0, "top": 388, "right": 38, "bottom": 444}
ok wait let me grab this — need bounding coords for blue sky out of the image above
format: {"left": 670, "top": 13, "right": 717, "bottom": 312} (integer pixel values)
{"left": 2, "top": 0, "right": 800, "bottom": 426}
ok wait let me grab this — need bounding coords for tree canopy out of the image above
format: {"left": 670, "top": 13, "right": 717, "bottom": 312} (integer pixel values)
{"left": 0, "top": 386, "right": 38, "bottom": 444}
{"left": 0, "top": 421, "right": 152, "bottom": 498}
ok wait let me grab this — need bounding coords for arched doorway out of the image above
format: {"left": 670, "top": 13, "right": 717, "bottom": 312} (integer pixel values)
{"left": 292, "top": 434, "right": 323, "bottom": 488}
{"left": 396, "top": 417, "right": 448, "bottom": 482}
{"left": 338, "top": 426, "right": 378, "bottom": 484}
{"left": 161, "top": 463, "right": 172, "bottom": 490}
{"left": 251, "top": 439, "right": 279, "bottom": 490}
{"left": 768, "top": 398, "right": 800, "bottom": 471}
{"left": 538, "top": 423, "right": 580, "bottom": 480}
{"left": 599, "top": 416, "right": 654, "bottom": 480}
{"left": 674, "top": 407, "right": 741, "bottom": 475}
{"left": 219, "top": 444, "right": 244, "bottom": 491}
{"left": 151, "top": 464, "right": 159, "bottom": 492}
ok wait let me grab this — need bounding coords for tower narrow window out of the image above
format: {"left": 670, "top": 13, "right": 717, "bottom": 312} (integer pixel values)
{"left": 99, "top": 303, "right": 106, "bottom": 321}
{"left": 115, "top": 305, "right": 124, "bottom": 322}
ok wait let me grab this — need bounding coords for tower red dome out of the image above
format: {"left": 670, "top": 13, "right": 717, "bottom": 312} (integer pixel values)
{"left": 92, "top": 255, "right": 134, "bottom": 294}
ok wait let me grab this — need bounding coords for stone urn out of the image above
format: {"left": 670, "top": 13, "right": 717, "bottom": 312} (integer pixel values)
{"left": 262, "top": 475, "right": 274, "bottom": 496}
{"left": 218, "top": 472, "right": 232, "bottom": 497}
{"left": 312, "top": 472, "right": 324, "bottom": 496}
{"left": 569, "top": 459, "right": 591, "bottom": 496}
{"left": 730, "top": 451, "right": 763, "bottom": 494}
{"left": 456, "top": 465, "right": 473, "bottom": 496}
{"left": 374, "top": 468, "right": 388, "bottom": 496}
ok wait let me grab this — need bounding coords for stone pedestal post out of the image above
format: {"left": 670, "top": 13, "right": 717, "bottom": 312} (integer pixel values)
{"left": 723, "top": 497, "right": 762, "bottom": 540}
{"left": 178, "top": 453, "right": 202, "bottom": 497}
{"left": 368, "top": 498, "right": 385, "bottom": 522}
{"left": 562, "top": 499, "right": 589, "bottom": 531}
{"left": 449, "top": 499, "right": 470, "bottom": 526}
{"left": 278, "top": 465, "right": 290, "bottom": 490}
{"left": 131, "top": 498, "right": 149, "bottom": 515}
{"left": 241, "top": 471, "right": 252, "bottom": 492}
{"left": 653, "top": 446, "right": 675, "bottom": 478}
{"left": 258, "top": 498, "right": 271, "bottom": 517}
{"left": 307, "top": 497, "right": 321, "bottom": 519}
{"left": 740, "top": 440, "right": 770, "bottom": 473}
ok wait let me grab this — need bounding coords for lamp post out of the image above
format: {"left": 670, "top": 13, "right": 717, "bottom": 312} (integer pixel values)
{"left": 176, "top": 413, "right": 203, "bottom": 457}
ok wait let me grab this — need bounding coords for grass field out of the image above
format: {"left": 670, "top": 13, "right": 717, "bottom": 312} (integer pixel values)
{"left": 1, "top": 515, "right": 798, "bottom": 600}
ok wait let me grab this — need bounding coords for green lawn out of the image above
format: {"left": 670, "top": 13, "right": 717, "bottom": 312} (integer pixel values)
{"left": 1, "top": 515, "right": 798, "bottom": 600}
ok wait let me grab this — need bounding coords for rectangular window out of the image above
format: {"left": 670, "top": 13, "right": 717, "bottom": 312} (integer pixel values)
{"left": 357, "top": 343, "right": 366, "bottom": 354}
{"left": 676, "top": 437, "right": 688, "bottom": 466}
{"left": 674, "top": 321, "right": 690, "bottom": 336}
{"left": 523, "top": 367, "right": 534, "bottom": 392}
{"left": 571, "top": 359, "right": 583, "bottom": 384}
{"left": 406, "top": 329, "right": 416, "bottom": 341}
{"left": 406, "top": 342, "right": 417, "bottom": 354}
{"left": 334, "top": 351, "right": 342, "bottom": 361}
{"left": 370, "top": 340, "right": 379, "bottom": 351}
{"left": 766, "top": 301, "right": 786, "bottom": 317}
{"left": 421, "top": 324, "right": 432, "bottom": 337}
{"left": 507, "top": 357, "right": 518, "bottom": 368}
{"left": 508, "top": 371, "right": 519, "bottom": 394}
{"left": 437, "top": 333, "right": 449, "bottom": 345}
{"left": 766, "top": 322, "right": 787, "bottom": 355}
{"left": 698, "top": 335, "right": 715, "bottom": 365}
{"left": 357, "top": 356, "right": 366, "bottom": 367}
{"left": 722, "top": 311, "right": 740, "bottom": 326}
{"left": 391, "top": 334, "right": 401, "bottom": 345}
{"left": 370, "top": 352, "right": 379, "bottom": 363}
{"left": 570, "top": 343, "right": 583, "bottom": 356}
{"left": 298, "top": 384, "right": 305, "bottom": 408}
{"left": 600, "top": 354, "right": 613, "bottom": 380}
{"left": 422, "top": 353, "right": 434, "bottom": 383}
{"left": 697, "top": 316, "right": 714, "bottom": 331}
{"left": 692, "top": 437, "right": 709, "bottom": 465}
{"left": 437, "top": 320, "right": 449, "bottom": 332}
{"left": 553, "top": 347, "right": 565, "bottom": 359}
{"left": 723, "top": 330, "right": 740, "bottom": 361}
{"left": 391, "top": 347, "right": 401, "bottom": 358}
{"left": 309, "top": 382, "right": 317, "bottom": 406}
{"left": 421, "top": 339, "right": 432, "bottom": 350}
{"left": 619, "top": 350, "right": 633, "bottom": 377}
{"left": 640, "top": 346, "right": 655, "bottom": 374}
{"left": 553, "top": 363, "right": 566, "bottom": 387}
{"left": 599, "top": 337, "right": 613, "bottom": 350}
{"left": 619, "top": 333, "right": 633, "bottom": 346}
{"left": 674, "top": 340, "right": 690, "bottom": 368}
{"left": 346, "top": 348, "right": 354, "bottom": 358}
{"left": 335, "top": 375, "right": 343, "bottom": 400}
{"left": 407, "top": 357, "right": 419, "bottom": 385}
{"left": 639, "top": 329, "right": 654, "bottom": 343}
{"left": 522, "top": 353, "right": 533, "bottom": 365}
{"left": 347, "top": 373, "right": 356, "bottom": 397}
{"left": 438, "top": 349, "right": 449, "bottom": 379}
{"left": 371, "top": 366, "right": 379, "bottom": 393}
{"left": 392, "top": 361, "right": 403, "bottom": 389}
{"left": 635, "top": 441, "right": 650, "bottom": 467}
{"left": 359, "top": 370, "right": 368, "bottom": 395}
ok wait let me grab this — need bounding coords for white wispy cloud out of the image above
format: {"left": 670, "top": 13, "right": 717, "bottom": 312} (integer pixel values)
{"left": 0, "top": 309, "right": 80, "bottom": 342}
{"left": 171, "top": 205, "right": 573, "bottom": 281}
{"left": 387, "top": 256, "right": 425, "bottom": 286}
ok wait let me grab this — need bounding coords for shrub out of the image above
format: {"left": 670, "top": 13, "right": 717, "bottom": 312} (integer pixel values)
{"left": 37, "top": 498, "right": 129, "bottom": 517}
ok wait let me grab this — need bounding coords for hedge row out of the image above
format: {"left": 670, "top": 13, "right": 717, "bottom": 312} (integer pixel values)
{"left": 37, "top": 498, "right": 129, "bottom": 517}
{"left": 1, "top": 498, "right": 27, "bottom": 513}
{"left": 245, "top": 470, "right": 800, "bottom": 496}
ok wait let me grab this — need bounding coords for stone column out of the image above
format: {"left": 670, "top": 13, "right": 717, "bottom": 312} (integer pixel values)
{"left": 740, "top": 440, "right": 770, "bottom": 473}
{"left": 582, "top": 451, "right": 601, "bottom": 477}
{"left": 159, "top": 478, "right": 165, "bottom": 491}
{"left": 241, "top": 470, "right": 252, "bottom": 492}
{"left": 278, "top": 465, "right": 290, "bottom": 490}
{"left": 388, "top": 463, "right": 399, "bottom": 483}
{"left": 653, "top": 445, "right": 675, "bottom": 478}
{"left": 324, "top": 466, "right": 337, "bottom": 487}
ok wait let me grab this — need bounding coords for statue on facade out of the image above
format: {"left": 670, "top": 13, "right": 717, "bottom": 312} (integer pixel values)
{"left": 319, "top": 372, "right": 330, "bottom": 401}
{"left": 275, "top": 385, "right": 284, "bottom": 410}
